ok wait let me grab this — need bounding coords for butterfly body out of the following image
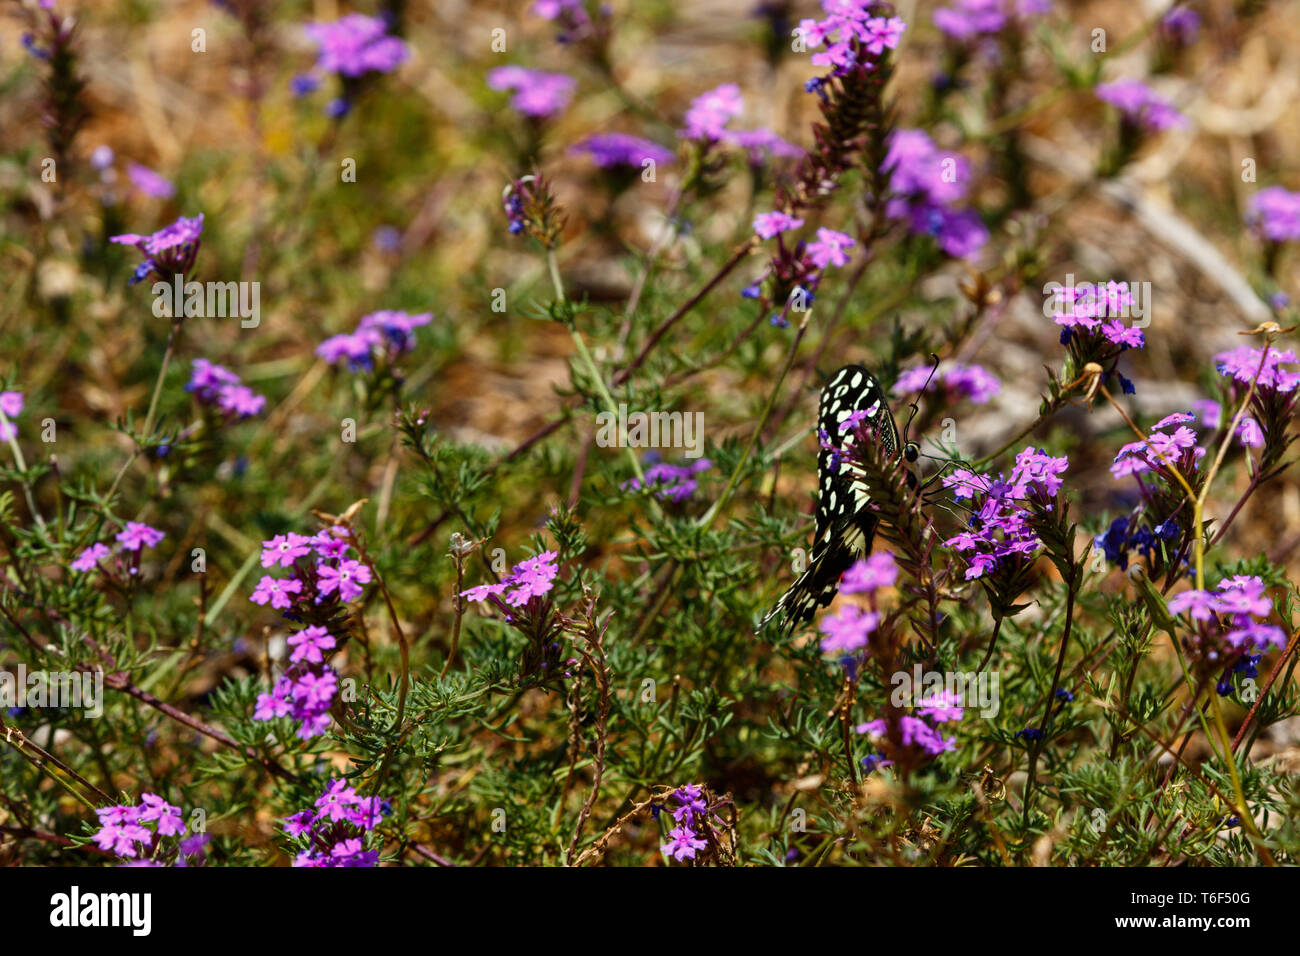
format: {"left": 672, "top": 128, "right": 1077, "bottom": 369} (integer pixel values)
{"left": 758, "top": 364, "right": 913, "bottom": 635}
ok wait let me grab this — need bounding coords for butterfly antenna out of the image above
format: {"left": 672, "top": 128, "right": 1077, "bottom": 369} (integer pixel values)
{"left": 901, "top": 353, "right": 942, "bottom": 446}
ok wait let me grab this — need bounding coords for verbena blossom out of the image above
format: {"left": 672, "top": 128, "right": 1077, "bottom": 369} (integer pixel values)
{"left": 892, "top": 361, "right": 1000, "bottom": 404}
{"left": 857, "top": 711, "right": 957, "bottom": 760}
{"left": 881, "top": 129, "right": 987, "bottom": 259}
{"left": 659, "top": 784, "right": 721, "bottom": 864}
{"left": 753, "top": 211, "right": 804, "bottom": 240}
{"left": 115, "top": 521, "right": 165, "bottom": 552}
{"left": 623, "top": 458, "right": 713, "bottom": 502}
{"left": 0, "top": 390, "right": 23, "bottom": 441}
{"left": 1245, "top": 186, "right": 1300, "bottom": 243}
{"left": 1160, "top": 6, "right": 1201, "bottom": 45}
{"left": 806, "top": 228, "right": 855, "bottom": 268}
{"left": 70, "top": 542, "right": 110, "bottom": 573}
{"left": 317, "top": 309, "right": 433, "bottom": 372}
{"left": 680, "top": 83, "right": 744, "bottom": 140}
{"left": 569, "top": 133, "right": 675, "bottom": 170}
{"left": 185, "top": 359, "right": 265, "bottom": 420}
{"left": 817, "top": 552, "right": 897, "bottom": 657}
{"left": 303, "top": 14, "right": 408, "bottom": 78}
{"left": 462, "top": 551, "right": 560, "bottom": 606}
{"left": 126, "top": 162, "right": 175, "bottom": 199}
{"left": 1214, "top": 345, "right": 1300, "bottom": 393}
{"left": 110, "top": 213, "right": 204, "bottom": 285}
{"left": 284, "top": 779, "right": 384, "bottom": 867}
{"left": 1167, "top": 576, "right": 1286, "bottom": 694}
{"left": 1053, "top": 280, "right": 1144, "bottom": 395}
{"left": 932, "top": 0, "right": 1050, "bottom": 40}
{"left": 943, "top": 448, "right": 1069, "bottom": 580}
{"left": 93, "top": 794, "right": 200, "bottom": 864}
{"left": 487, "top": 66, "right": 575, "bottom": 117}
{"left": 797, "top": 3, "right": 906, "bottom": 75}
{"left": 1095, "top": 79, "right": 1188, "bottom": 132}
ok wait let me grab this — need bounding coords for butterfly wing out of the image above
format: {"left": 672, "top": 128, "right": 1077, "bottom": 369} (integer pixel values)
{"left": 758, "top": 365, "right": 899, "bottom": 635}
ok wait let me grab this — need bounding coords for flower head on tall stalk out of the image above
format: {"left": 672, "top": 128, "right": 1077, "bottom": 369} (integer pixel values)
{"left": 1051, "top": 279, "right": 1144, "bottom": 397}
{"left": 1167, "top": 575, "right": 1286, "bottom": 699}
{"left": 283, "top": 779, "right": 384, "bottom": 866}
{"left": 110, "top": 214, "right": 205, "bottom": 286}
{"left": 22, "top": 0, "right": 88, "bottom": 187}
{"left": 1214, "top": 343, "right": 1300, "bottom": 476}
{"left": 461, "top": 550, "right": 570, "bottom": 686}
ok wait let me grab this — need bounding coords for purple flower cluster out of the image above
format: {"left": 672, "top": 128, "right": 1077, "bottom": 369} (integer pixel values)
{"left": 126, "top": 162, "right": 176, "bottom": 200}
{"left": 1215, "top": 345, "right": 1300, "bottom": 394}
{"left": 745, "top": 220, "right": 856, "bottom": 325}
{"left": 532, "top": 0, "right": 598, "bottom": 44}
{"left": 462, "top": 551, "right": 560, "bottom": 606}
{"left": 942, "top": 448, "right": 1069, "bottom": 580}
{"left": 93, "top": 794, "right": 206, "bottom": 865}
{"left": 1110, "top": 410, "right": 1208, "bottom": 480}
{"left": 284, "top": 779, "right": 383, "bottom": 867}
{"left": 303, "top": 14, "right": 408, "bottom": 78}
{"left": 253, "top": 632, "right": 339, "bottom": 740}
{"left": 1245, "top": 186, "right": 1300, "bottom": 243}
{"left": 317, "top": 309, "right": 433, "bottom": 372}
{"left": 0, "top": 390, "right": 23, "bottom": 442}
{"left": 1168, "top": 576, "right": 1285, "bottom": 692}
{"left": 622, "top": 458, "right": 713, "bottom": 502}
{"left": 1053, "top": 280, "right": 1145, "bottom": 349}
{"left": 892, "top": 361, "right": 1000, "bottom": 404}
{"left": 659, "top": 784, "right": 718, "bottom": 863}
{"left": 882, "top": 129, "right": 988, "bottom": 259}
{"left": 487, "top": 66, "right": 575, "bottom": 118}
{"left": 678, "top": 84, "right": 801, "bottom": 164}
{"left": 797, "top": 2, "right": 906, "bottom": 75}
{"left": 933, "top": 0, "right": 1050, "bottom": 41}
{"left": 186, "top": 358, "right": 266, "bottom": 419}
{"left": 817, "top": 552, "right": 897, "bottom": 656}
{"left": 251, "top": 527, "right": 371, "bottom": 611}
{"left": 109, "top": 213, "right": 204, "bottom": 285}
{"left": 1095, "top": 79, "right": 1188, "bottom": 133}
{"left": 569, "top": 133, "right": 675, "bottom": 170}
{"left": 71, "top": 520, "right": 165, "bottom": 577}
{"left": 857, "top": 693, "right": 962, "bottom": 762}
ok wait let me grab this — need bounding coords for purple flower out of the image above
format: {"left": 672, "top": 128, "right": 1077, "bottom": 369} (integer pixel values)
{"left": 1215, "top": 345, "right": 1300, "bottom": 393}
{"left": 250, "top": 575, "right": 304, "bottom": 610}
{"left": 569, "top": 133, "right": 675, "bottom": 170}
{"left": 316, "top": 559, "right": 372, "bottom": 603}
{"left": 893, "top": 362, "right": 1000, "bottom": 403}
{"left": 680, "top": 84, "right": 743, "bottom": 141}
{"left": 662, "top": 826, "right": 708, "bottom": 862}
{"left": 753, "top": 211, "right": 804, "bottom": 239}
{"left": 1245, "top": 186, "right": 1300, "bottom": 242}
{"left": 461, "top": 550, "right": 561, "bottom": 607}
{"left": 883, "top": 129, "right": 970, "bottom": 205}
{"left": 187, "top": 359, "right": 265, "bottom": 420}
{"left": 840, "top": 552, "right": 898, "bottom": 594}
{"left": 261, "top": 532, "right": 313, "bottom": 569}
{"left": 288, "top": 625, "right": 336, "bottom": 664}
{"left": 115, "top": 521, "right": 164, "bottom": 552}
{"left": 818, "top": 604, "right": 879, "bottom": 655}
{"left": 71, "top": 542, "right": 110, "bottom": 573}
{"left": 126, "top": 162, "right": 176, "bottom": 200}
{"left": 1095, "top": 79, "right": 1188, "bottom": 132}
{"left": 806, "top": 228, "right": 856, "bottom": 269}
{"left": 623, "top": 458, "right": 712, "bottom": 502}
{"left": 290, "top": 73, "right": 320, "bottom": 97}
{"left": 1169, "top": 588, "right": 1217, "bottom": 621}
{"left": 303, "top": 14, "right": 409, "bottom": 77}
{"left": 110, "top": 214, "right": 204, "bottom": 284}
{"left": 487, "top": 66, "right": 576, "bottom": 117}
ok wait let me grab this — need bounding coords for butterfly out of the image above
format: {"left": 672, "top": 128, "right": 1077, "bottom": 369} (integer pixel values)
{"left": 757, "top": 364, "right": 919, "bottom": 636}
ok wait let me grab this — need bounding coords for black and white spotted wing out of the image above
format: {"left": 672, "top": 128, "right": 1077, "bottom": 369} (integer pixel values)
{"left": 758, "top": 365, "right": 901, "bottom": 635}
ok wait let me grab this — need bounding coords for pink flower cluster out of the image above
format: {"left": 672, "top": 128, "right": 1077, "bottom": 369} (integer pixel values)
{"left": 462, "top": 551, "right": 559, "bottom": 606}
{"left": 186, "top": 358, "right": 266, "bottom": 420}
{"left": 93, "top": 794, "right": 207, "bottom": 865}
{"left": 251, "top": 528, "right": 372, "bottom": 610}
{"left": 70, "top": 520, "right": 165, "bottom": 577}
{"left": 892, "top": 362, "right": 1000, "bottom": 404}
{"left": 679, "top": 84, "right": 801, "bottom": 162}
{"left": 284, "top": 779, "right": 383, "bottom": 867}
{"left": 798, "top": 2, "right": 906, "bottom": 74}
{"left": 1052, "top": 281, "right": 1145, "bottom": 348}
{"left": 818, "top": 552, "right": 898, "bottom": 656}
